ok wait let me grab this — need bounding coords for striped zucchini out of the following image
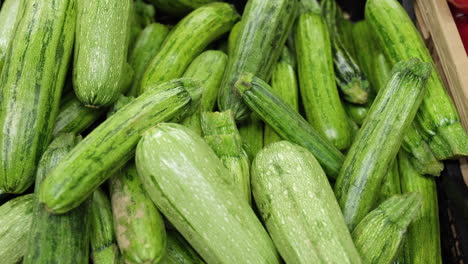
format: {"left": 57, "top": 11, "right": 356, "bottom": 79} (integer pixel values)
{"left": 0, "top": 0, "right": 76, "bottom": 194}
{"left": 136, "top": 123, "right": 280, "bottom": 263}
{"left": 352, "top": 193, "right": 422, "bottom": 264}
{"left": 90, "top": 188, "right": 120, "bottom": 264}
{"left": 218, "top": 0, "right": 298, "bottom": 120}
{"left": 107, "top": 95, "right": 135, "bottom": 118}
{"left": 140, "top": 3, "right": 239, "bottom": 93}
{"left": 298, "top": 0, "right": 321, "bottom": 13}
{"left": 252, "top": 141, "right": 362, "bottom": 263}
{"left": 201, "top": 111, "right": 251, "bottom": 204}
{"left": 0, "top": 194, "right": 34, "bottom": 264}
{"left": 53, "top": 92, "right": 104, "bottom": 136}
{"left": 366, "top": 0, "right": 468, "bottom": 159}
{"left": 127, "top": 23, "right": 169, "bottom": 97}
{"left": 295, "top": 12, "right": 351, "bottom": 150}
{"left": 235, "top": 72, "right": 344, "bottom": 178}
{"left": 148, "top": 0, "right": 219, "bottom": 16}
{"left": 74, "top": 0, "right": 132, "bottom": 107}
{"left": 161, "top": 230, "right": 205, "bottom": 264}
{"left": 238, "top": 114, "right": 264, "bottom": 162}
{"left": 334, "top": 58, "right": 431, "bottom": 230}
{"left": 129, "top": 0, "right": 155, "bottom": 50}
{"left": 378, "top": 160, "right": 401, "bottom": 204}
{"left": 398, "top": 150, "right": 442, "bottom": 264}
{"left": 24, "top": 133, "right": 89, "bottom": 264}
{"left": 0, "top": 0, "right": 21, "bottom": 71}
{"left": 110, "top": 163, "right": 166, "bottom": 264}
{"left": 39, "top": 78, "right": 202, "bottom": 214}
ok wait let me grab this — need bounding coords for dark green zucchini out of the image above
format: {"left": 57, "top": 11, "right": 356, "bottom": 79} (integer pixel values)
{"left": 0, "top": 0, "right": 21, "bottom": 71}
{"left": 161, "top": 230, "right": 205, "bottom": 264}
{"left": 344, "top": 102, "right": 370, "bottom": 126}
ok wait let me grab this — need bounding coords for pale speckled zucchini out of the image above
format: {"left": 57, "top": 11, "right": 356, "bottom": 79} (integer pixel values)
{"left": 136, "top": 123, "right": 280, "bottom": 263}
{"left": 0, "top": 0, "right": 76, "bottom": 194}
{"left": 161, "top": 230, "right": 205, "bottom": 264}
{"left": 148, "top": 0, "right": 219, "bottom": 16}
{"left": 74, "top": 0, "right": 133, "bottom": 107}
{"left": 140, "top": 3, "right": 239, "bottom": 94}
{"left": 252, "top": 141, "right": 362, "bottom": 263}
{"left": 39, "top": 79, "right": 202, "bottom": 214}
{"left": 110, "top": 163, "right": 166, "bottom": 264}
{"left": 0, "top": 0, "right": 21, "bottom": 71}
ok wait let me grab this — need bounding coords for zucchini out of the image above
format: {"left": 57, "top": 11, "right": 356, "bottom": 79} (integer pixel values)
{"left": 53, "top": 92, "right": 104, "bottom": 136}
{"left": 252, "top": 141, "right": 362, "bottom": 263}
{"left": 148, "top": 0, "right": 219, "bottom": 17}
{"left": 136, "top": 123, "right": 280, "bottom": 263}
{"left": 298, "top": 0, "right": 321, "bottom": 14}
{"left": 90, "top": 188, "right": 120, "bottom": 264}
{"left": 74, "top": 0, "right": 132, "bottom": 107}
{"left": 344, "top": 102, "right": 370, "bottom": 126}
{"left": 140, "top": 3, "right": 239, "bottom": 93}
{"left": 398, "top": 150, "right": 442, "bottom": 264}
{"left": 227, "top": 21, "right": 241, "bottom": 56}
{"left": 107, "top": 95, "right": 135, "bottom": 118}
{"left": 110, "top": 163, "right": 166, "bottom": 264}
{"left": 366, "top": 0, "right": 468, "bottom": 159}
{"left": 127, "top": 23, "right": 170, "bottom": 97}
{"left": 334, "top": 58, "right": 431, "bottom": 230}
{"left": 295, "top": 12, "right": 351, "bottom": 150}
{"left": 161, "top": 230, "right": 205, "bottom": 264}
{"left": 378, "top": 160, "right": 401, "bottom": 204}
{"left": 201, "top": 111, "right": 251, "bottom": 204}
{"left": 238, "top": 113, "right": 264, "bottom": 162}
{"left": 39, "top": 78, "right": 202, "bottom": 214}
{"left": 0, "top": 0, "right": 21, "bottom": 71}
{"left": 235, "top": 72, "right": 344, "bottom": 178}
{"left": 0, "top": 194, "right": 34, "bottom": 264}
{"left": 0, "top": 0, "right": 76, "bottom": 193}
{"left": 24, "top": 133, "right": 89, "bottom": 264}
{"left": 218, "top": 0, "right": 298, "bottom": 120}
{"left": 352, "top": 193, "right": 422, "bottom": 264}
{"left": 129, "top": 0, "right": 155, "bottom": 51}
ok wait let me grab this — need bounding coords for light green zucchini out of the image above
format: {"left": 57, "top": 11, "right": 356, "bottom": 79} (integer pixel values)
{"left": 0, "top": 0, "right": 21, "bottom": 71}
{"left": 129, "top": 0, "right": 155, "bottom": 50}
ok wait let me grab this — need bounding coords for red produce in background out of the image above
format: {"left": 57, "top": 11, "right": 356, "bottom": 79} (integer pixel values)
{"left": 449, "top": 0, "right": 468, "bottom": 14}
{"left": 450, "top": 1, "right": 468, "bottom": 54}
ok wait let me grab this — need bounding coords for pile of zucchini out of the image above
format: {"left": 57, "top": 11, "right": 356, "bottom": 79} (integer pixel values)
{"left": 0, "top": 0, "right": 465, "bottom": 263}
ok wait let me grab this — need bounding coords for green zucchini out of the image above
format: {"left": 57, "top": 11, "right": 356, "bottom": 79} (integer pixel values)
{"left": 235, "top": 72, "right": 344, "bottom": 178}
{"left": 107, "top": 95, "right": 135, "bottom": 118}
{"left": 148, "top": 0, "right": 219, "bottom": 17}
{"left": 352, "top": 193, "right": 422, "bottom": 264}
{"left": 238, "top": 113, "right": 264, "bottom": 162}
{"left": 334, "top": 58, "right": 431, "bottom": 230}
{"left": 322, "top": 0, "right": 369, "bottom": 104}
{"left": 129, "top": 0, "right": 155, "bottom": 51}
{"left": 295, "top": 12, "right": 351, "bottom": 150}
{"left": 201, "top": 111, "right": 251, "bottom": 204}
{"left": 264, "top": 51, "right": 299, "bottom": 146}
{"left": 74, "top": 0, "right": 132, "bottom": 107}
{"left": 252, "top": 141, "right": 362, "bottom": 263}
{"left": 279, "top": 45, "right": 297, "bottom": 69}
{"left": 348, "top": 118, "right": 360, "bottom": 143}
{"left": 161, "top": 230, "right": 205, "bottom": 264}
{"left": 218, "top": 0, "right": 298, "bottom": 120}
{"left": 378, "top": 160, "right": 401, "bottom": 204}
{"left": 0, "top": 194, "right": 34, "bottom": 264}
{"left": 0, "top": 0, "right": 21, "bottom": 71}
{"left": 398, "top": 150, "right": 442, "bottom": 264}
{"left": 136, "top": 123, "right": 280, "bottom": 263}
{"left": 227, "top": 21, "right": 241, "bottom": 56}
{"left": 90, "top": 188, "right": 120, "bottom": 264}
{"left": 366, "top": 0, "right": 468, "bottom": 159}
{"left": 53, "top": 92, "right": 104, "bottom": 136}
{"left": 0, "top": 0, "right": 76, "bottom": 194}
{"left": 140, "top": 3, "right": 239, "bottom": 93}
{"left": 24, "top": 133, "right": 89, "bottom": 264}
{"left": 298, "top": 0, "right": 321, "bottom": 14}
{"left": 127, "top": 23, "right": 170, "bottom": 97}
{"left": 344, "top": 102, "right": 370, "bottom": 126}
{"left": 39, "top": 78, "right": 202, "bottom": 214}
{"left": 110, "top": 163, "right": 166, "bottom": 264}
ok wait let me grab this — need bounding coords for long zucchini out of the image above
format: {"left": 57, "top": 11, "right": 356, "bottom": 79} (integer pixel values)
{"left": 366, "top": 0, "right": 468, "bottom": 159}
{"left": 148, "top": 0, "right": 219, "bottom": 17}
{"left": 0, "top": 0, "right": 76, "bottom": 194}
{"left": 110, "top": 163, "right": 166, "bottom": 264}
{"left": 218, "top": 0, "right": 298, "bottom": 120}
{"left": 295, "top": 12, "right": 351, "bottom": 150}
{"left": 161, "top": 230, "right": 205, "bottom": 264}
{"left": 24, "top": 133, "right": 89, "bottom": 264}
{"left": 136, "top": 123, "right": 280, "bottom": 263}
{"left": 39, "top": 78, "right": 202, "bottom": 214}
{"left": 74, "top": 0, "right": 132, "bottom": 107}
{"left": 235, "top": 72, "right": 344, "bottom": 178}
{"left": 252, "top": 141, "right": 362, "bottom": 263}
{"left": 0, "top": 0, "right": 21, "bottom": 71}
{"left": 334, "top": 58, "right": 431, "bottom": 230}
{"left": 140, "top": 3, "right": 239, "bottom": 93}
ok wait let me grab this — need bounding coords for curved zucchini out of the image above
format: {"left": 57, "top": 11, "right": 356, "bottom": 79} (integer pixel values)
{"left": 295, "top": 12, "right": 351, "bottom": 150}
{"left": 0, "top": 0, "right": 76, "bottom": 194}
{"left": 161, "top": 230, "right": 205, "bottom": 264}
{"left": 74, "top": 0, "right": 132, "bottom": 107}
{"left": 0, "top": 0, "right": 21, "bottom": 71}
{"left": 252, "top": 141, "right": 362, "bottom": 263}
{"left": 140, "top": 3, "right": 239, "bottom": 93}
{"left": 334, "top": 58, "right": 431, "bottom": 230}
{"left": 136, "top": 123, "right": 280, "bottom": 264}
{"left": 218, "top": 0, "right": 298, "bottom": 120}
{"left": 39, "top": 79, "right": 202, "bottom": 214}
{"left": 24, "top": 133, "right": 89, "bottom": 264}
{"left": 110, "top": 163, "right": 166, "bottom": 264}
{"left": 148, "top": 0, "right": 219, "bottom": 17}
